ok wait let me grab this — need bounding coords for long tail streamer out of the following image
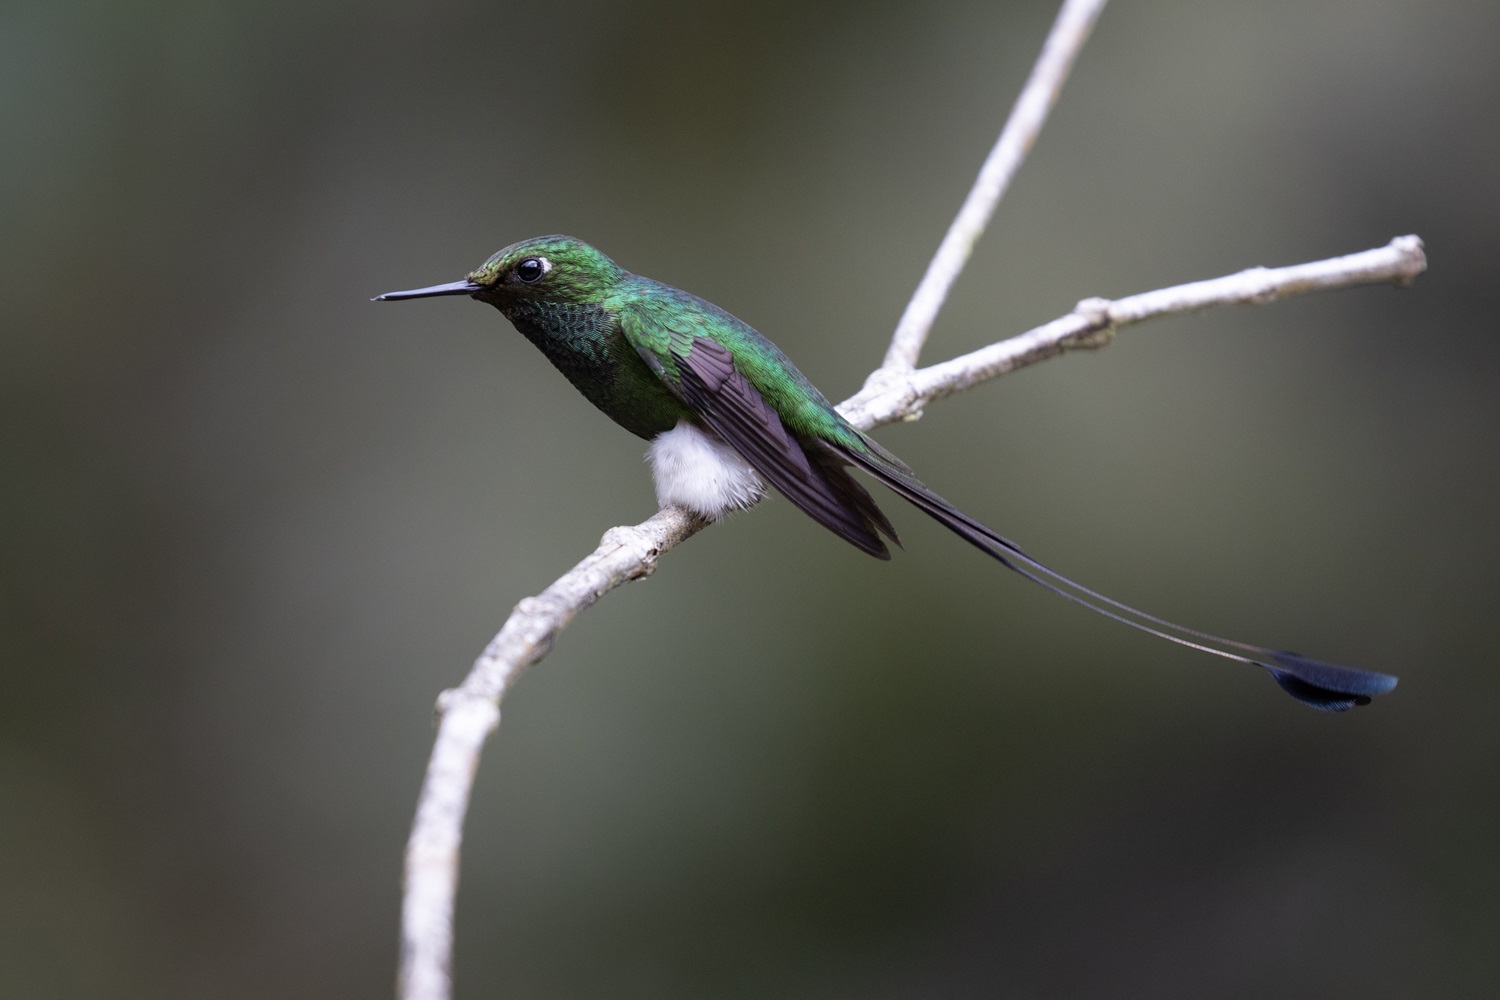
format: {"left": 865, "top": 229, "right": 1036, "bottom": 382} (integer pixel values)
{"left": 841, "top": 447, "right": 1398, "bottom": 711}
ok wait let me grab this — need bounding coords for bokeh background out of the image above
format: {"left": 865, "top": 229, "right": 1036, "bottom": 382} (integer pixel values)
{"left": 5, "top": 0, "right": 1498, "bottom": 997}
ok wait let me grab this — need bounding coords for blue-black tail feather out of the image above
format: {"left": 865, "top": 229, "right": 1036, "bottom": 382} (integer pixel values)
{"left": 832, "top": 440, "right": 1398, "bottom": 711}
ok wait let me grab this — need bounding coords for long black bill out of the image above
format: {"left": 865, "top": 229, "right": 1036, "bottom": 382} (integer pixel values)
{"left": 372, "top": 279, "right": 483, "bottom": 302}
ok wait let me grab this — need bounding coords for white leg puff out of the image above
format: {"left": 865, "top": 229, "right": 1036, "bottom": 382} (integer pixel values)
{"left": 648, "top": 421, "right": 766, "bottom": 519}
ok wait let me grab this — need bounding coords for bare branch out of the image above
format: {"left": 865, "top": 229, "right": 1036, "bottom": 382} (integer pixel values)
{"left": 395, "top": 232, "right": 1425, "bottom": 1000}
{"left": 398, "top": 509, "right": 703, "bottom": 1000}
{"left": 393, "top": 0, "right": 1429, "bottom": 983}
{"left": 844, "top": 235, "right": 1428, "bottom": 427}
{"left": 879, "top": 0, "right": 1109, "bottom": 373}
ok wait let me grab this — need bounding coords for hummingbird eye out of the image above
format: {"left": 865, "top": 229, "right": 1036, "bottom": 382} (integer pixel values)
{"left": 514, "top": 257, "right": 549, "bottom": 284}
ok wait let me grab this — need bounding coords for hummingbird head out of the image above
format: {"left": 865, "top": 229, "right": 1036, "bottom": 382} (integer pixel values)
{"left": 374, "top": 235, "right": 626, "bottom": 307}
{"left": 467, "top": 235, "right": 627, "bottom": 306}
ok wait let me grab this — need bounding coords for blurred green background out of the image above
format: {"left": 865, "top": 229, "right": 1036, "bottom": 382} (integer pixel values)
{"left": 5, "top": 0, "right": 1498, "bottom": 997}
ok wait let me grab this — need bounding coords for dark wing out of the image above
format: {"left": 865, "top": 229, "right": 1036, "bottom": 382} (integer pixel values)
{"left": 624, "top": 317, "right": 896, "bottom": 558}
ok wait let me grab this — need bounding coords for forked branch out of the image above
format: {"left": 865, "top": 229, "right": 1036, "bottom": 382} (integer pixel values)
{"left": 398, "top": 233, "right": 1425, "bottom": 1000}
{"left": 394, "top": 0, "right": 1426, "bottom": 996}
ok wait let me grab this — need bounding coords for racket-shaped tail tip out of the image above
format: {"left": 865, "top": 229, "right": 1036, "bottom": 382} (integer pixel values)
{"left": 1261, "top": 650, "right": 1399, "bottom": 712}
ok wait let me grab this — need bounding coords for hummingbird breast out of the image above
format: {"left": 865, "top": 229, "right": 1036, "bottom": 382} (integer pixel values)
{"left": 500, "top": 298, "right": 690, "bottom": 440}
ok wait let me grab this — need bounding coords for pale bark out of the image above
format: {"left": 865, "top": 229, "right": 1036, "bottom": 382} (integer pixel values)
{"left": 394, "top": 1, "right": 1426, "bottom": 996}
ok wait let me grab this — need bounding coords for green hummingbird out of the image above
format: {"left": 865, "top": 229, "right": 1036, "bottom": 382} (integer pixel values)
{"left": 377, "top": 235, "right": 1397, "bottom": 711}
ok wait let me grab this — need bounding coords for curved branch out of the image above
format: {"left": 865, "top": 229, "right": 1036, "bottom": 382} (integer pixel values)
{"left": 396, "top": 232, "right": 1425, "bottom": 1000}
{"left": 393, "top": 0, "right": 1426, "bottom": 987}
{"left": 398, "top": 511, "right": 703, "bottom": 1000}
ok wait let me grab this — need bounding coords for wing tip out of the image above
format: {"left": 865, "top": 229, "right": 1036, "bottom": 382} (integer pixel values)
{"left": 842, "top": 527, "right": 893, "bottom": 560}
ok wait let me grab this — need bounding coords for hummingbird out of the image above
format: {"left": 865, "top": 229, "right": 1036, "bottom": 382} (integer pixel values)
{"left": 377, "top": 235, "right": 1398, "bottom": 711}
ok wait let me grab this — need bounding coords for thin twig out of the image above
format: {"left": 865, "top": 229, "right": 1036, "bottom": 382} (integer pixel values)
{"left": 843, "top": 235, "right": 1429, "bottom": 426}
{"left": 878, "top": 0, "right": 1109, "bottom": 373}
{"left": 396, "top": 232, "right": 1424, "bottom": 1000}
